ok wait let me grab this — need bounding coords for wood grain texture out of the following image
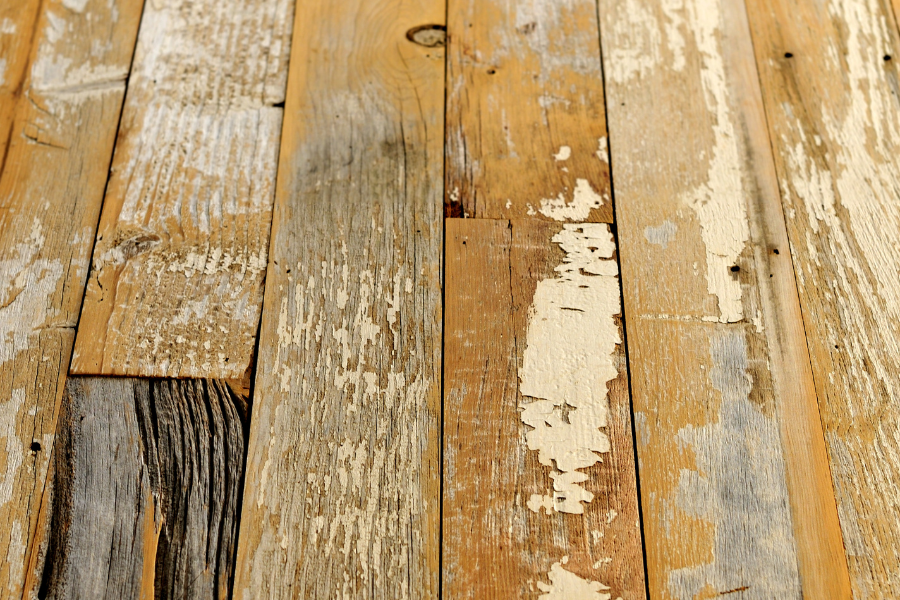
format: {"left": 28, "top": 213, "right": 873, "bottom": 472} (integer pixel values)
{"left": 746, "top": 0, "right": 900, "bottom": 594}
{"left": 33, "top": 377, "right": 248, "bottom": 600}
{"left": 445, "top": 0, "right": 613, "bottom": 222}
{"left": 70, "top": 0, "right": 295, "bottom": 379}
{"left": 443, "top": 218, "right": 645, "bottom": 599}
{"left": 233, "top": 0, "right": 444, "bottom": 597}
{"left": 598, "top": 0, "right": 851, "bottom": 596}
{"left": 0, "top": 0, "right": 41, "bottom": 172}
{"left": 0, "top": 0, "right": 142, "bottom": 595}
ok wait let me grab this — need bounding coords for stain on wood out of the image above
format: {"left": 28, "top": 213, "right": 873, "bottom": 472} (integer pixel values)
{"left": 745, "top": 0, "right": 900, "bottom": 594}
{"left": 443, "top": 218, "right": 645, "bottom": 599}
{"left": 0, "top": 0, "right": 143, "bottom": 595}
{"left": 446, "top": 0, "right": 613, "bottom": 222}
{"left": 32, "top": 377, "right": 248, "bottom": 600}
{"left": 70, "top": 0, "right": 295, "bottom": 380}
{"left": 232, "top": 0, "right": 444, "bottom": 597}
{"left": 597, "top": 0, "right": 851, "bottom": 596}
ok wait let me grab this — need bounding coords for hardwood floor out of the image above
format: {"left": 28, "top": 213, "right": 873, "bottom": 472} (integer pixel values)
{"left": 2, "top": 0, "right": 899, "bottom": 597}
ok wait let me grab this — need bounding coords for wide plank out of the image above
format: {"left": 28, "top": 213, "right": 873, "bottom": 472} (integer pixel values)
{"left": 0, "top": 0, "right": 142, "bottom": 595}
{"left": 232, "top": 0, "right": 444, "bottom": 597}
{"left": 745, "top": 0, "right": 900, "bottom": 594}
{"left": 597, "top": 0, "right": 851, "bottom": 596}
{"left": 445, "top": 0, "right": 612, "bottom": 222}
{"left": 70, "top": 0, "right": 294, "bottom": 379}
{"left": 443, "top": 218, "right": 645, "bottom": 599}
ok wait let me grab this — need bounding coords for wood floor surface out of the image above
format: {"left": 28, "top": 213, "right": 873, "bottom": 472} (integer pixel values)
{"left": 1, "top": 0, "right": 898, "bottom": 597}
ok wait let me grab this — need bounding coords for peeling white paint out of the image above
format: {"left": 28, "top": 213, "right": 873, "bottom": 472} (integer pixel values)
{"left": 538, "top": 559, "right": 612, "bottom": 600}
{"left": 606, "top": 0, "right": 662, "bottom": 83}
{"left": 644, "top": 219, "right": 677, "bottom": 248}
{"left": 554, "top": 145, "right": 572, "bottom": 161}
{"left": 0, "top": 389, "right": 25, "bottom": 507}
{"left": 539, "top": 179, "right": 606, "bottom": 222}
{"left": 61, "top": 0, "right": 90, "bottom": 12}
{"left": 520, "top": 224, "right": 619, "bottom": 514}
{"left": 596, "top": 137, "right": 609, "bottom": 163}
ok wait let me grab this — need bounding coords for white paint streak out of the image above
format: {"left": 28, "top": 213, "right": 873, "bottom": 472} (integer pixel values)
{"left": 644, "top": 219, "right": 677, "bottom": 248}
{"left": 538, "top": 560, "right": 612, "bottom": 600}
{"left": 520, "top": 224, "right": 619, "bottom": 514}
{"left": 61, "top": 0, "right": 90, "bottom": 12}
{"left": 606, "top": 0, "right": 662, "bottom": 83}
{"left": 539, "top": 179, "right": 606, "bottom": 222}
{"left": 0, "top": 389, "right": 25, "bottom": 507}
{"left": 596, "top": 137, "right": 609, "bottom": 163}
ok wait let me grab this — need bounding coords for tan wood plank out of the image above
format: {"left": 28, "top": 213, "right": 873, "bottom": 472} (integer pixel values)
{"left": 745, "top": 0, "right": 900, "bottom": 594}
{"left": 232, "top": 0, "right": 444, "bottom": 597}
{"left": 0, "top": 0, "right": 142, "bottom": 595}
{"left": 0, "top": 0, "right": 42, "bottom": 175}
{"left": 32, "top": 377, "right": 247, "bottom": 600}
{"left": 443, "top": 218, "right": 645, "bottom": 599}
{"left": 445, "top": 0, "right": 613, "bottom": 222}
{"left": 597, "top": 0, "right": 851, "bottom": 596}
{"left": 69, "top": 0, "right": 294, "bottom": 379}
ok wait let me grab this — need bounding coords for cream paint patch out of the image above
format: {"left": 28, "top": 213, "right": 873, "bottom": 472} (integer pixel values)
{"left": 61, "top": 0, "right": 90, "bottom": 12}
{"left": 0, "top": 58, "right": 7, "bottom": 87}
{"left": 673, "top": 0, "right": 749, "bottom": 323}
{"left": 596, "top": 137, "right": 609, "bottom": 163}
{"left": 644, "top": 219, "right": 677, "bottom": 248}
{"left": 0, "top": 389, "right": 25, "bottom": 507}
{"left": 539, "top": 179, "right": 606, "bottom": 221}
{"left": 554, "top": 145, "right": 572, "bottom": 161}
{"left": 520, "top": 224, "right": 620, "bottom": 514}
{"left": 0, "top": 18, "right": 17, "bottom": 34}
{"left": 606, "top": 0, "right": 662, "bottom": 83}
{"left": 538, "top": 559, "right": 612, "bottom": 600}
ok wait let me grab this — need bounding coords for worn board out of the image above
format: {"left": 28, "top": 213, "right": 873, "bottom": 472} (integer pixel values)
{"left": 233, "top": 0, "right": 444, "bottom": 597}
{"left": 445, "top": 0, "right": 613, "bottom": 222}
{"left": 0, "top": 0, "right": 142, "bottom": 595}
{"left": 597, "top": 0, "right": 851, "bottom": 596}
{"left": 70, "top": 0, "right": 294, "bottom": 379}
{"left": 443, "top": 218, "right": 645, "bottom": 599}
{"left": 0, "top": 0, "right": 41, "bottom": 171}
{"left": 745, "top": 0, "right": 900, "bottom": 594}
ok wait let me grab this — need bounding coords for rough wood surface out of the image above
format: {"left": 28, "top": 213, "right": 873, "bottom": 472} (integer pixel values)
{"left": 70, "top": 0, "right": 294, "bottom": 379}
{"left": 445, "top": 0, "right": 612, "bottom": 222}
{"left": 32, "top": 377, "right": 248, "bottom": 600}
{"left": 0, "top": 0, "right": 41, "bottom": 171}
{"left": 745, "top": 0, "right": 900, "bottom": 594}
{"left": 233, "top": 0, "right": 444, "bottom": 597}
{"left": 598, "top": 0, "right": 851, "bottom": 596}
{"left": 443, "top": 218, "right": 645, "bottom": 599}
{"left": 0, "top": 0, "right": 142, "bottom": 595}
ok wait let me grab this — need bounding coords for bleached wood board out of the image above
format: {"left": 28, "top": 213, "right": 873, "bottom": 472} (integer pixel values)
{"left": 0, "top": 0, "right": 142, "bottom": 595}
{"left": 443, "top": 218, "right": 645, "bottom": 599}
{"left": 232, "top": 0, "right": 444, "bottom": 597}
{"left": 745, "top": 0, "right": 900, "bottom": 594}
{"left": 445, "top": 0, "right": 613, "bottom": 222}
{"left": 597, "top": 0, "right": 851, "bottom": 596}
{"left": 69, "top": 0, "right": 294, "bottom": 379}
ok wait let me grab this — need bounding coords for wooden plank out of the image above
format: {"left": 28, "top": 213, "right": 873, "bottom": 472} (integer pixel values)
{"left": 33, "top": 377, "right": 248, "bottom": 599}
{"left": 443, "top": 218, "right": 645, "bottom": 598}
{"left": 597, "top": 0, "right": 852, "bottom": 597}
{"left": 745, "top": 0, "right": 900, "bottom": 594}
{"left": 0, "top": 0, "right": 143, "bottom": 595}
{"left": 445, "top": 0, "right": 612, "bottom": 222}
{"left": 69, "top": 0, "right": 295, "bottom": 379}
{"left": 0, "top": 0, "right": 42, "bottom": 173}
{"left": 232, "top": 0, "right": 444, "bottom": 597}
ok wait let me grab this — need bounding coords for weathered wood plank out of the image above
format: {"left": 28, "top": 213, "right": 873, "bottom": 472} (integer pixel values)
{"left": 597, "top": 0, "right": 851, "bottom": 596}
{"left": 0, "top": 0, "right": 142, "bottom": 595}
{"left": 232, "top": 0, "right": 444, "bottom": 597}
{"left": 443, "top": 218, "right": 645, "bottom": 598}
{"left": 70, "top": 0, "right": 295, "bottom": 379}
{"left": 32, "top": 377, "right": 247, "bottom": 600}
{"left": 445, "top": 0, "right": 612, "bottom": 222}
{"left": 0, "top": 0, "right": 42, "bottom": 172}
{"left": 745, "top": 0, "right": 900, "bottom": 594}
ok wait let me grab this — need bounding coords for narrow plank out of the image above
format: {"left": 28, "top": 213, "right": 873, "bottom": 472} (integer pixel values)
{"left": 746, "top": 0, "right": 900, "bottom": 594}
{"left": 0, "top": 0, "right": 143, "bottom": 595}
{"left": 445, "top": 0, "right": 612, "bottom": 222}
{"left": 443, "top": 218, "right": 645, "bottom": 598}
{"left": 0, "top": 0, "right": 42, "bottom": 172}
{"left": 33, "top": 377, "right": 248, "bottom": 599}
{"left": 70, "top": 0, "right": 295, "bottom": 379}
{"left": 598, "top": 0, "right": 851, "bottom": 596}
{"left": 232, "top": 0, "right": 444, "bottom": 597}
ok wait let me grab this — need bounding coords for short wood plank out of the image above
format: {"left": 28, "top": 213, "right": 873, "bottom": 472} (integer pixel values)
{"left": 33, "top": 377, "right": 248, "bottom": 600}
{"left": 745, "top": 0, "right": 900, "bottom": 594}
{"left": 443, "top": 218, "right": 645, "bottom": 599}
{"left": 598, "top": 0, "right": 851, "bottom": 596}
{"left": 233, "top": 0, "right": 444, "bottom": 597}
{"left": 445, "top": 0, "right": 613, "bottom": 222}
{"left": 0, "top": 0, "right": 142, "bottom": 595}
{"left": 70, "top": 0, "right": 295, "bottom": 379}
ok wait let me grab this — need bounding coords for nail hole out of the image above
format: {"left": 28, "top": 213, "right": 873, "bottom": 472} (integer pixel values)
{"left": 406, "top": 24, "right": 446, "bottom": 47}
{"left": 885, "top": 54, "right": 893, "bottom": 61}
{"left": 835, "top": 344, "right": 839, "bottom": 349}
{"left": 773, "top": 248, "right": 780, "bottom": 254}
{"left": 30, "top": 442, "right": 41, "bottom": 452}
{"left": 784, "top": 52, "right": 794, "bottom": 58}
{"left": 730, "top": 265, "right": 740, "bottom": 272}
{"left": 487, "top": 68, "right": 496, "bottom": 75}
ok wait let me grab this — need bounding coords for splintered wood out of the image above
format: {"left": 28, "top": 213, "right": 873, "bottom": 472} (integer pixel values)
{"left": 445, "top": 0, "right": 612, "bottom": 222}
{"left": 598, "top": 0, "right": 850, "bottom": 596}
{"left": 233, "top": 0, "right": 444, "bottom": 597}
{"left": 70, "top": 0, "right": 294, "bottom": 379}
{"left": 0, "top": 0, "right": 142, "bottom": 595}
{"left": 443, "top": 219, "right": 645, "bottom": 599}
